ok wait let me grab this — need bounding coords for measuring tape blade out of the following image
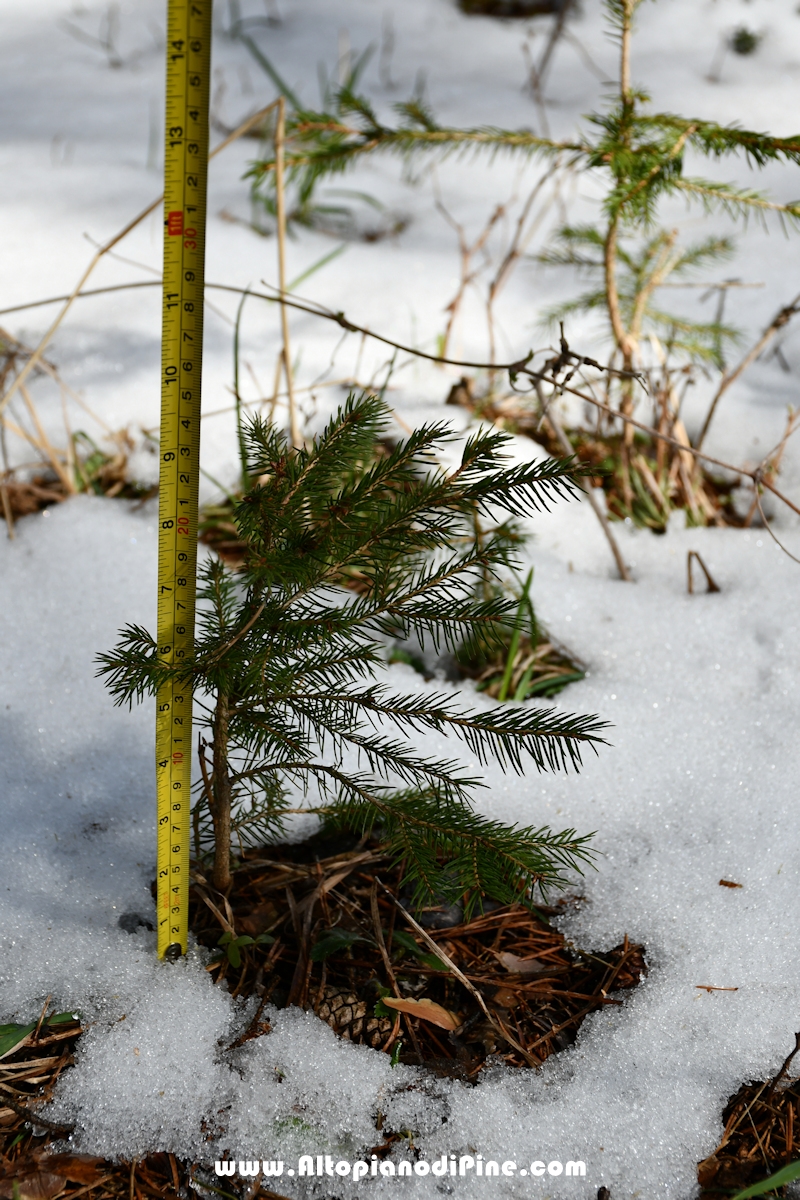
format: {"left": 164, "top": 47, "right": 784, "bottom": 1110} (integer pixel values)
{"left": 156, "top": 0, "right": 212, "bottom": 961}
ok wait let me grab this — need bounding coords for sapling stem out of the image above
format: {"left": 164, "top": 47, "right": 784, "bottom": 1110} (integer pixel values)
{"left": 211, "top": 692, "right": 234, "bottom": 892}
{"left": 619, "top": 0, "right": 635, "bottom": 106}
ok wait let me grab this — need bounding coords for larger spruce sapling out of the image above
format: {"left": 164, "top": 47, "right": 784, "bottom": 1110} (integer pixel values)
{"left": 98, "top": 394, "right": 606, "bottom": 904}
{"left": 249, "top": 0, "right": 800, "bottom": 457}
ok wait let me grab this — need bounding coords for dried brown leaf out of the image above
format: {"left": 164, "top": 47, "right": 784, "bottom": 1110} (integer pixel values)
{"left": 0, "top": 1170, "right": 64, "bottom": 1200}
{"left": 36, "top": 1155, "right": 105, "bottom": 1185}
{"left": 381, "top": 996, "right": 460, "bottom": 1031}
{"left": 492, "top": 987, "right": 523, "bottom": 1009}
{"left": 495, "top": 951, "right": 551, "bottom": 976}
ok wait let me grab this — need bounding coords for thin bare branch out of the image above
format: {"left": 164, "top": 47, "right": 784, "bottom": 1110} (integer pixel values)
{"left": 4, "top": 274, "right": 798, "bottom": 538}
{"left": 546, "top": 406, "right": 632, "bottom": 582}
{"left": 0, "top": 100, "right": 280, "bottom": 421}
{"left": 695, "top": 292, "right": 800, "bottom": 450}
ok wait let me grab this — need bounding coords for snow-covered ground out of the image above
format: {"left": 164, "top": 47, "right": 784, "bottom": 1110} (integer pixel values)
{"left": 2, "top": 1, "right": 800, "bottom": 1197}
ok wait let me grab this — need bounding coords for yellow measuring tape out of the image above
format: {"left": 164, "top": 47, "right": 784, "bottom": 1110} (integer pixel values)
{"left": 156, "top": 0, "right": 212, "bottom": 960}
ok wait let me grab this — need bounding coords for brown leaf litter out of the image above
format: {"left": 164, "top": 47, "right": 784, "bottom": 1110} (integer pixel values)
{"left": 190, "top": 832, "right": 647, "bottom": 1077}
{"left": 698, "top": 1032, "right": 800, "bottom": 1196}
{"left": 2, "top": 835, "right": 649, "bottom": 1199}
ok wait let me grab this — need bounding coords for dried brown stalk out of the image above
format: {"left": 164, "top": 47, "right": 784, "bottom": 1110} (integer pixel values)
{"left": 548, "top": 408, "right": 632, "bottom": 581}
{"left": 696, "top": 293, "right": 800, "bottom": 451}
{"left": 435, "top": 191, "right": 507, "bottom": 361}
{"left": 687, "top": 551, "right": 721, "bottom": 595}
{"left": 274, "top": 97, "right": 300, "bottom": 449}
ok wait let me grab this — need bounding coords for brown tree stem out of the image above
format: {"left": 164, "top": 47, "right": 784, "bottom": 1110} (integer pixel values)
{"left": 620, "top": 0, "right": 634, "bottom": 101}
{"left": 211, "top": 692, "right": 233, "bottom": 892}
{"left": 603, "top": 220, "right": 635, "bottom": 447}
{"left": 603, "top": 219, "right": 632, "bottom": 362}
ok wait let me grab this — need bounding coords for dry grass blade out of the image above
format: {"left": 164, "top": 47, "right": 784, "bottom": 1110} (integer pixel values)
{"left": 377, "top": 878, "right": 540, "bottom": 1067}
{"left": 17, "top": 387, "right": 73, "bottom": 494}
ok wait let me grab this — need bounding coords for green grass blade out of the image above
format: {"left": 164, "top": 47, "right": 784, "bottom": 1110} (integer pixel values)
{"left": 233, "top": 286, "right": 251, "bottom": 493}
{"left": 288, "top": 243, "right": 346, "bottom": 292}
{"left": 514, "top": 664, "right": 536, "bottom": 702}
{"left": 0, "top": 1012, "right": 78, "bottom": 1060}
{"left": 237, "top": 34, "right": 303, "bottom": 110}
{"left": 0, "top": 1023, "right": 35, "bottom": 1060}
{"left": 526, "top": 670, "right": 586, "bottom": 698}
{"left": 730, "top": 1161, "right": 800, "bottom": 1199}
{"left": 498, "top": 568, "right": 533, "bottom": 703}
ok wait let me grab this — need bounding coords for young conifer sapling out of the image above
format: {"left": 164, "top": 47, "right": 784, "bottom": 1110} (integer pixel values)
{"left": 98, "top": 394, "right": 607, "bottom": 909}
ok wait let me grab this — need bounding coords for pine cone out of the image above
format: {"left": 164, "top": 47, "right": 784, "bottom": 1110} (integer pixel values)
{"left": 315, "top": 985, "right": 393, "bottom": 1049}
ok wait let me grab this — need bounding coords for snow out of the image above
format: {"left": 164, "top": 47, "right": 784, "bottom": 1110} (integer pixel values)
{"left": 2, "top": 0, "right": 800, "bottom": 1197}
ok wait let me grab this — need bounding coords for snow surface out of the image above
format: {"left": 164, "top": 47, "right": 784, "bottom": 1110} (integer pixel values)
{"left": 2, "top": 1, "right": 800, "bottom": 1197}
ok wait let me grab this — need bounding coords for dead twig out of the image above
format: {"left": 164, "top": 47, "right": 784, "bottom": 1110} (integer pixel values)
{"left": 523, "top": 0, "right": 574, "bottom": 135}
{"left": 754, "top": 491, "right": 800, "bottom": 566}
{"left": 0, "top": 1087, "right": 75, "bottom": 1134}
{"left": 435, "top": 188, "right": 507, "bottom": 361}
{"left": 687, "top": 551, "right": 721, "bottom": 595}
{"left": 695, "top": 292, "right": 800, "bottom": 451}
{"left": 547, "top": 406, "right": 632, "bottom": 582}
{"left": 190, "top": 876, "right": 236, "bottom": 937}
{"left": 763, "top": 1031, "right": 800, "bottom": 1106}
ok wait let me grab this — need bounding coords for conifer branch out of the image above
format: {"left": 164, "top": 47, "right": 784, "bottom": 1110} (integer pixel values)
{"left": 100, "top": 394, "right": 605, "bottom": 899}
{"left": 250, "top": 119, "right": 588, "bottom": 182}
{"left": 639, "top": 116, "right": 800, "bottom": 167}
{"left": 673, "top": 179, "right": 800, "bottom": 223}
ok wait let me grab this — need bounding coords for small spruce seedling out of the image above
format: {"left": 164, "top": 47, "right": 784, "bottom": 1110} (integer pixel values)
{"left": 98, "top": 394, "right": 606, "bottom": 908}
